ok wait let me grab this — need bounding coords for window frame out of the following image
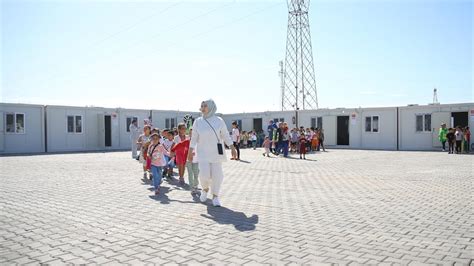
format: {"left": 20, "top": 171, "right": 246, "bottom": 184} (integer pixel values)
{"left": 67, "top": 115, "right": 84, "bottom": 134}
{"left": 317, "top": 117, "right": 323, "bottom": 130}
{"left": 415, "top": 114, "right": 432, "bottom": 133}
{"left": 365, "top": 115, "right": 380, "bottom": 133}
{"left": 126, "top": 116, "right": 139, "bottom": 132}
{"left": 165, "top": 118, "right": 177, "bottom": 129}
{"left": 5, "top": 112, "right": 26, "bottom": 134}
{"left": 311, "top": 117, "right": 323, "bottom": 129}
{"left": 273, "top": 118, "right": 284, "bottom": 123}
{"left": 234, "top": 119, "right": 242, "bottom": 130}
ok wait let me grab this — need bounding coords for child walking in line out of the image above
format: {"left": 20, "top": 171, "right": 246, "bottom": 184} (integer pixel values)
{"left": 162, "top": 129, "right": 176, "bottom": 181}
{"left": 299, "top": 132, "right": 307, "bottom": 160}
{"left": 186, "top": 129, "right": 200, "bottom": 194}
{"left": 146, "top": 128, "right": 161, "bottom": 179}
{"left": 446, "top": 128, "right": 455, "bottom": 154}
{"left": 148, "top": 132, "right": 171, "bottom": 195}
{"left": 262, "top": 136, "right": 271, "bottom": 157}
{"left": 137, "top": 125, "right": 152, "bottom": 180}
{"left": 173, "top": 123, "right": 190, "bottom": 186}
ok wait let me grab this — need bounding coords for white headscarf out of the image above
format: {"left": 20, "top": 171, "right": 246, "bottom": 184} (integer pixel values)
{"left": 202, "top": 99, "right": 217, "bottom": 119}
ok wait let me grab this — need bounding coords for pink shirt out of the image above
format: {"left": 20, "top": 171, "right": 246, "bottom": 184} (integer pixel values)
{"left": 148, "top": 143, "right": 170, "bottom": 167}
{"left": 263, "top": 139, "right": 271, "bottom": 148}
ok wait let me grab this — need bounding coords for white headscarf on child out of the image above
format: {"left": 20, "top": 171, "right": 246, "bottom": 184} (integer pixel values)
{"left": 202, "top": 99, "right": 217, "bottom": 119}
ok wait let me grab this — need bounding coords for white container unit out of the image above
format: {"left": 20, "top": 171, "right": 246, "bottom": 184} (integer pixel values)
{"left": 151, "top": 110, "right": 201, "bottom": 130}
{"left": 0, "top": 103, "right": 45, "bottom": 154}
{"left": 222, "top": 111, "right": 293, "bottom": 134}
{"left": 2, "top": 102, "right": 472, "bottom": 154}
{"left": 399, "top": 103, "right": 473, "bottom": 151}
{"left": 46, "top": 105, "right": 128, "bottom": 152}
{"left": 118, "top": 108, "right": 152, "bottom": 150}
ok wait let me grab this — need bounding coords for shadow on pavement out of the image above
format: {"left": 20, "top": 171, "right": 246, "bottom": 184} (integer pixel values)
{"left": 148, "top": 186, "right": 171, "bottom": 204}
{"left": 201, "top": 205, "right": 259, "bottom": 232}
{"left": 285, "top": 156, "right": 317, "bottom": 161}
{"left": 148, "top": 187, "right": 202, "bottom": 205}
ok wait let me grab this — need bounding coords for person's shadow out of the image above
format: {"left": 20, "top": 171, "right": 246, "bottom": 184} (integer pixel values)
{"left": 149, "top": 187, "right": 202, "bottom": 205}
{"left": 200, "top": 205, "right": 258, "bottom": 232}
{"left": 148, "top": 186, "right": 171, "bottom": 204}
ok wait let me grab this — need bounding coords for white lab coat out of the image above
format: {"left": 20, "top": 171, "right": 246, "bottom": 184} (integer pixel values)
{"left": 129, "top": 123, "right": 140, "bottom": 158}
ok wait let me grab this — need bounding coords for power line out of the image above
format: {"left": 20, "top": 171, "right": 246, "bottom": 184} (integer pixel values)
{"left": 27, "top": 1, "right": 283, "bottom": 88}
{"left": 89, "top": 1, "right": 284, "bottom": 81}
{"left": 112, "top": 0, "right": 237, "bottom": 55}
{"left": 11, "top": 1, "right": 234, "bottom": 90}
{"left": 88, "top": 1, "right": 184, "bottom": 48}
{"left": 9, "top": 1, "right": 184, "bottom": 89}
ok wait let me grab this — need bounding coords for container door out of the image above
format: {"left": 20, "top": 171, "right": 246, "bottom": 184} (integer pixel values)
{"left": 337, "top": 116, "right": 350, "bottom": 145}
{"left": 104, "top": 115, "right": 112, "bottom": 147}
{"left": 432, "top": 112, "right": 451, "bottom": 147}
{"left": 253, "top": 118, "right": 263, "bottom": 132}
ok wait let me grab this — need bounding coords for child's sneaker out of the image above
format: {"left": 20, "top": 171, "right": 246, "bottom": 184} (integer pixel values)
{"left": 154, "top": 188, "right": 160, "bottom": 195}
{"left": 179, "top": 178, "right": 185, "bottom": 186}
{"left": 200, "top": 190, "right": 208, "bottom": 203}
{"left": 212, "top": 197, "right": 221, "bottom": 207}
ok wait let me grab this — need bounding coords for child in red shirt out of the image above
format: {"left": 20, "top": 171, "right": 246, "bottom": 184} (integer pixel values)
{"left": 172, "top": 123, "right": 190, "bottom": 186}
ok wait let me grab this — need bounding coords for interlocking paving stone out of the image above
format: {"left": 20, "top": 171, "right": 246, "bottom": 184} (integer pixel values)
{"left": 0, "top": 149, "right": 473, "bottom": 265}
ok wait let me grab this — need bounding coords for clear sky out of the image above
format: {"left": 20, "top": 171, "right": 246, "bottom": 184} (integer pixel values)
{"left": 1, "top": 0, "right": 472, "bottom": 113}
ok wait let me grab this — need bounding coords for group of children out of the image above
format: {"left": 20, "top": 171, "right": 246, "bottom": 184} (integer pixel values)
{"left": 135, "top": 119, "right": 329, "bottom": 195}
{"left": 135, "top": 123, "right": 199, "bottom": 196}
{"left": 440, "top": 125, "right": 471, "bottom": 154}
{"left": 261, "top": 121, "right": 326, "bottom": 160}
{"left": 238, "top": 131, "right": 259, "bottom": 149}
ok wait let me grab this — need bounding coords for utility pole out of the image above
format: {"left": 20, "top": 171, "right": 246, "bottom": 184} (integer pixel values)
{"left": 282, "top": 0, "right": 319, "bottom": 111}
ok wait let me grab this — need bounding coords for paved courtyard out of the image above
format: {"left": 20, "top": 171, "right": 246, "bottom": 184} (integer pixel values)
{"left": 0, "top": 149, "right": 473, "bottom": 265}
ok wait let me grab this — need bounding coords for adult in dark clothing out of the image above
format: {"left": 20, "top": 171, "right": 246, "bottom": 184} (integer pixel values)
{"left": 274, "top": 123, "right": 284, "bottom": 155}
{"left": 267, "top": 120, "right": 276, "bottom": 153}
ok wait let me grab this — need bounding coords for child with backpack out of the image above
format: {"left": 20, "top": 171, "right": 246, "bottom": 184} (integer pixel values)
{"left": 148, "top": 132, "right": 171, "bottom": 195}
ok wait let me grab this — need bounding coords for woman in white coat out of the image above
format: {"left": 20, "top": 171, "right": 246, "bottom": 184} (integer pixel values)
{"left": 188, "top": 99, "right": 236, "bottom": 207}
{"left": 129, "top": 119, "right": 140, "bottom": 159}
